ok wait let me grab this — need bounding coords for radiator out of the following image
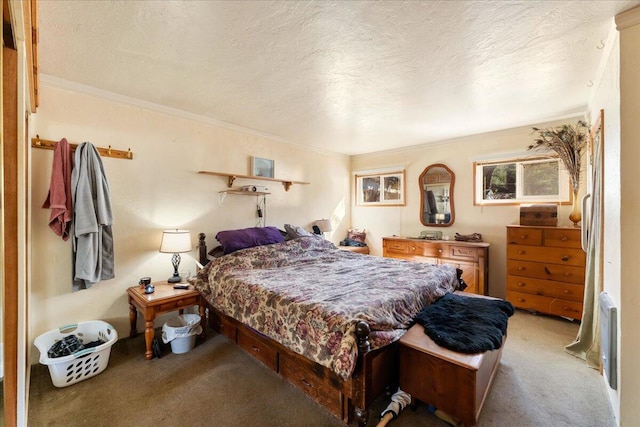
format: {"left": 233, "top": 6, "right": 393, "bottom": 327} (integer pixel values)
{"left": 599, "top": 292, "right": 617, "bottom": 390}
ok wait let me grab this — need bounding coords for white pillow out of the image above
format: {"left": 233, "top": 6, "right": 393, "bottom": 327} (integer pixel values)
{"left": 284, "top": 224, "right": 314, "bottom": 239}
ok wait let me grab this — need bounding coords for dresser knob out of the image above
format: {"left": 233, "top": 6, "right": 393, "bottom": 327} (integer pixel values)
{"left": 518, "top": 250, "right": 525, "bottom": 255}
{"left": 563, "top": 272, "right": 571, "bottom": 277}
{"left": 438, "top": 249, "right": 443, "bottom": 253}
{"left": 518, "top": 267, "right": 525, "bottom": 271}
{"left": 561, "top": 236, "right": 568, "bottom": 241}
{"left": 518, "top": 282, "right": 525, "bottom": 287}
{"left": 563, "top": 290, "right": 570, "bottom": 294}
{"left": 520, "top": 234, "right": 528, "bottom": 240}
{"left": 561, "top": 256, "right": 569, "bottom": 262}
{"left": 518, "top": 298, "right": 525, "bottom": 302}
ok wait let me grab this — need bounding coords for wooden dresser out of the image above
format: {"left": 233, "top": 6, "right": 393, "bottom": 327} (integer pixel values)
{"left": 382, "top": 237, "right": 490, "bottom": 295}
{"left": 506, "top": 225, "right": 585, "bottom": 320}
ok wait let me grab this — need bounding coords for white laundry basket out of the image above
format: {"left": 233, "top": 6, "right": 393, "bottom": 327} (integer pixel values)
{"left": 34, "top": 320, "right": 118, "bottom": 387}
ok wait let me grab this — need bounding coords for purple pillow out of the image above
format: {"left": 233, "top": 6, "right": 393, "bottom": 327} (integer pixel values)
{"left": 215, "top": 226, "right": 285, "bottom": 254}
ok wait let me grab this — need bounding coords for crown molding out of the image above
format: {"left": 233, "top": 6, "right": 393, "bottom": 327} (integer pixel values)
{"left": 616, "top": 5, "right": 640, "bottom": 30}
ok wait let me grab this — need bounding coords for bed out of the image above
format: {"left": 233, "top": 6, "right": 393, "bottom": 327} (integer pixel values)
{"left": 194, "top": 229, "right": 464, "bottom": 426}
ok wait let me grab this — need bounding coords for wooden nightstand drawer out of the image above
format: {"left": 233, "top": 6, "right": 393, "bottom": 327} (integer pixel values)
{"left": 237, "top": 326, "right": 278, "bottom": 371}
{"left": 507, "top": 245, "right": 585, "bottom": 267}
{"left": 507, "top": 228, "right": 543, "bottom": 246}
{"left": 158, "top": 295, "right": 199, "bottom": 312}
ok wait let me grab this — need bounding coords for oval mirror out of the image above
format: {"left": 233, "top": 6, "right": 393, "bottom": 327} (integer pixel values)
{"left": 419, "top": 164, "right": 455, "bottom": 227}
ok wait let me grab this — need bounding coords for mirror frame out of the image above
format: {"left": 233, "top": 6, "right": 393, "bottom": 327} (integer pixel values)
{"left": 419, "top": 163, "right": 455, "bottom": 227}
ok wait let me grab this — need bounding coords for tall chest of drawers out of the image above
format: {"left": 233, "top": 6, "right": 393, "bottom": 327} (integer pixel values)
{"left": 382, "top": 237, "right": 490, "bottom": 295}
{"left": 506, "top": 225, "right": 585, "bottom": 320}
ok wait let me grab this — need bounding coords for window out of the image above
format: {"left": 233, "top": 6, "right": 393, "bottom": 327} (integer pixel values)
{"left": 474, "top": 157, "right": 570, "bottom": 205}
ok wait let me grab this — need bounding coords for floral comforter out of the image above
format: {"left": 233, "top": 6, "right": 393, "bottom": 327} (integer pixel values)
{"left": 194, "top": 237, "right": 460, "bottom": 379}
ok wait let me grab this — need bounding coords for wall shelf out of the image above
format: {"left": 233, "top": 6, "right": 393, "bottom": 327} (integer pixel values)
{"left": 198, "top": 170, "right": 309, "bottom": 191}
{"left": 220, "top": 190, "right": 270, "bottom": 196}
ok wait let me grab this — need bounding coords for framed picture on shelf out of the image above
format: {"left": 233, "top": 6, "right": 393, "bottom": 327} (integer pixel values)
{"left": 251, "top": 157, "right": 275, "bottom": 178}
{"left": 355, "top": 170, "right": 405, "bottom": 206}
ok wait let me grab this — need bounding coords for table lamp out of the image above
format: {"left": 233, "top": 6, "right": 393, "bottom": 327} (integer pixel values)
{"left": 159, "top": 229, "right": 192, "bottom": 283}
{"left": 313, "top": 219, "right": 332, "bottom": 238}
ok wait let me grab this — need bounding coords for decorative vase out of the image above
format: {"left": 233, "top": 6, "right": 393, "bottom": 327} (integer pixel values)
{"left": 569, "top": 190, "right": 581, "bottom": 227}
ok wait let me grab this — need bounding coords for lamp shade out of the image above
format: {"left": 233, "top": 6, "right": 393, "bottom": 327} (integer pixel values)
{"left": 159, "top": 230, "right": 192, "bottom": 253}
{"left": 314, "top": 219, "right": 332, "bottom": 233}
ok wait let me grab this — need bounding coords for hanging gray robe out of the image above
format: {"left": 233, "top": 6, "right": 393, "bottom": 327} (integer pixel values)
{"left": 71, "top": 142, "right": 115, "bottom": 291}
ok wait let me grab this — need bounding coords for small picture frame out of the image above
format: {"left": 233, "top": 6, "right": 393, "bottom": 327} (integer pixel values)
{"left": 251, "top": 157, "right": 275, "bottom": 178}
{"left": 355, "top": 170, "right": 405, "bottom": 206}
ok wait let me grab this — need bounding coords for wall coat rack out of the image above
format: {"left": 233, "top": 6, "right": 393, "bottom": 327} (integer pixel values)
{"left": 31, "top": 136, "right": 134, "bottom": 160}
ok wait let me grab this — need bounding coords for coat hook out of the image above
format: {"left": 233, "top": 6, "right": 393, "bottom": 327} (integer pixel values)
{"left": 587, "top": 80, "right": 594, "bottom": 87}
{"left": 107, "top": 145, "right": 112, "bottom": 155}
{"left": 597, "top": 40, "right": 605, "bottom": 49}
{"left": 126, "top": 148, "right": 132, "bottom": 159}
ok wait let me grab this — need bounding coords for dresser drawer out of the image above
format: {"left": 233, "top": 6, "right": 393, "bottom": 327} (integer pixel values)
{"left": 506, "top": 275, "right": 584, "bottom": 302}
{"left": 448, "top": 245, "right": 479, "bottom": 261}
{"left": 415, "top": 241, "right": 445, "bottom": 257}
{"left": 279, "top": 353, "right": 343, "bottom": 418}
{"left": 507, "top": 291, "right": 583, "bottom": 320}
{"left": 384, "top": 240, "right": 410, "bottom": 255}
{"left": 237, "top": 326, "right": 278, "bottom": 371}
{"left": 507, "top": 260, "right": 585, "bottom": 284}
{"left": 507, "top": 245, "right": 585, "bottom": 267}
{"left": 544, "top": 228, "right": 582, "bottom": 248}
{"left": 507, "top": 228, "right": 543, "bottom": 246}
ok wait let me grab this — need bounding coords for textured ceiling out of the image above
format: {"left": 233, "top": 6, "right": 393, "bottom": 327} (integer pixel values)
{"left": 38, "top": 1, "right": 639, "bottom": 155}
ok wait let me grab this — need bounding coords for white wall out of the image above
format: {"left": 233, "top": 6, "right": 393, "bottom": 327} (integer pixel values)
{"left": 29, "top": 82, "right": 351, "bottom": 350}
{"left": 351, "top": 120, "right": 581, "bottom": 298}
{"left": 588, "top": 23, "right": 622, "bottom": 423}
{"left": 618, "top": 11, "right": 640, "bottom": 426}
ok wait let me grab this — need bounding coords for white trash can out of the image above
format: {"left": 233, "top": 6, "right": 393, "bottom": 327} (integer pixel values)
{"left": 162, "top": 314, "right": 202, "bottom": 354}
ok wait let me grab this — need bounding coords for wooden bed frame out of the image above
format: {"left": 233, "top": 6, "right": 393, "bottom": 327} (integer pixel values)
{"left": 197, "top": 233, "right": 398, "bottom": 426}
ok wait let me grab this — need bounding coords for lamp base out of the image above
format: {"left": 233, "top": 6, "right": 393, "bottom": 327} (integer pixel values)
{"left": 167, "top": 274, "right": 181, "bottom": 283}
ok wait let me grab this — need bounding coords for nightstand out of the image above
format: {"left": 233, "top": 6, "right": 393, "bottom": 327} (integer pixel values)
{"left": 127, "top": 281, "right": 206, "bottom": 359}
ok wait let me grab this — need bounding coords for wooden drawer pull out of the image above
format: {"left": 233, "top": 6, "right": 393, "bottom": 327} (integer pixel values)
{"left": 518, "top": 267, "right": 526, "bottom": 271}
{"left": 517, "top": 282, "right": 526, "bottom": 287}
{"left": 438, "top": 249, "right": 443, "bottom": 253}
{"left": 518, "top": 250, "right": 525, "bottom": 255}
{"left": 518, "top": 298, "right": 525, "bottom": 302}
{"left": 251, "top": 345, "right": 261, "bottom": 352}
{"left": 561, "top": 236, "right": 568, "bottom": 241}
{"left": 563, "top": 290, "right": 570, "bottom": 294}
{"left": 563, "top": 272, "right": 571, "bottom": 277}
{"left": 561, "top": 256, "right": 569, "bottom": 262}
{"left": 301, "top": 378, "right": 313, "bottom": 388}
{"left": 520, "top": 234, "right": 528, "bottom": 239}
{"left": 544, "top": 267, "right": 552, "bottom": 275}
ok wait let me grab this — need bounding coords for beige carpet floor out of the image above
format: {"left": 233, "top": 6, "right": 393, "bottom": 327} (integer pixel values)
{"left": 27, "top": 310, "right": 615, "bottom": 426}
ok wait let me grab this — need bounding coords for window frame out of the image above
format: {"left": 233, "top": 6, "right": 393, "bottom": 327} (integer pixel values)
{"left": 473, "top": 156, "right": 572, "bottom": 206}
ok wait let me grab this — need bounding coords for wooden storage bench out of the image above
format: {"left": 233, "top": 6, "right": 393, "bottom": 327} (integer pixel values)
{"left": 399, "top": 323, "right": 504, "bottom": 427}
